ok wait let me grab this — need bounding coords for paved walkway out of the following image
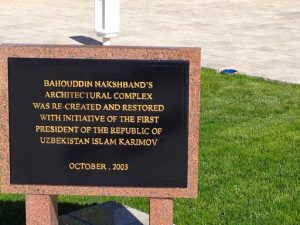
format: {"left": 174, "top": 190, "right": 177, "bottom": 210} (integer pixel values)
{"left": 0, "top": 0, "right": 299, "bottom": 83}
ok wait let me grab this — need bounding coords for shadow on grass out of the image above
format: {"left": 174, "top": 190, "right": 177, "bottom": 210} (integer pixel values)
{"left": 0, "top": 200, "right": 25, "bottom": 225}
{"left": 0, "top": 200, "right": 93, "bottom": 225}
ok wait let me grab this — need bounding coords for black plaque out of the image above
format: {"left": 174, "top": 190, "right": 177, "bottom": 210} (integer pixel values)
{"left": 8, "top": 58, "right": 189, "bottom": 187}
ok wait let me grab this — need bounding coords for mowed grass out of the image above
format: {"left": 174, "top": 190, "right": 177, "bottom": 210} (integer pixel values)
{"left": 0, "top": 68, "right": 299, "bottom": 225}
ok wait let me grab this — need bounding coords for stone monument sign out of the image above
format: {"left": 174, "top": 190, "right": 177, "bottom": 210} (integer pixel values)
{"left": 0, "top": 44, "right": 201, "bottom": 225}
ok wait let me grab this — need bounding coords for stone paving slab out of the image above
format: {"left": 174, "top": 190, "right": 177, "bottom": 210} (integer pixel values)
{"left": 59, "top": 215, "right": 91, "bottom": 225}
{"left": 0, "top": 0, "right": 299, "bottom": 83}
{"left": 59, "top": 201, "right": 149, "bottom": 225}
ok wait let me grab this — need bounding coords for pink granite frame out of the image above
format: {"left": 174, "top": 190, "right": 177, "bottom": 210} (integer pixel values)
{"left": 0, "top": 44, "right": 200, "bottom": 198}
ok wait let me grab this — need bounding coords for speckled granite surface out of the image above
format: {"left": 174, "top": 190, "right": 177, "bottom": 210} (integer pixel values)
{"left": 0, "top": 45, "right": 200, "bottom": 198}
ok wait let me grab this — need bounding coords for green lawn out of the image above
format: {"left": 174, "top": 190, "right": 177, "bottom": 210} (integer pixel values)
{"left": 1, "top": 68, "right": 299, "bottom": 225}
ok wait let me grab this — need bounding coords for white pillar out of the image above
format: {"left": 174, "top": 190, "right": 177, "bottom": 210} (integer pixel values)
{"left": 95, "top": 0, "right": 120, "bottom": 45}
